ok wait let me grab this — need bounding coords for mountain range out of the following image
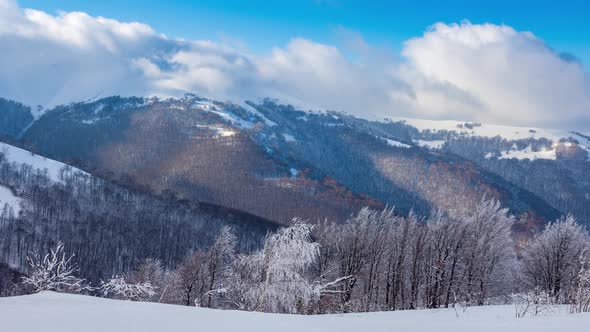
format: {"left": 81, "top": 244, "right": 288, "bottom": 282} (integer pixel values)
{"left": 1, "top": 94, "right": 587, "bottom": 230}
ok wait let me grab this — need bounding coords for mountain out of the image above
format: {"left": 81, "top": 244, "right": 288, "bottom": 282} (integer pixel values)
{"left": 0, "top": 95, "right": 583, "bottom": 231}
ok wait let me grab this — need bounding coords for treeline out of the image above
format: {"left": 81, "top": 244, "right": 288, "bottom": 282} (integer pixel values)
{"left": 9, "top": 197, "right": 590, "bottom": 315}
{"left": 0, "top": 150, "right": 275, "bottom": 285}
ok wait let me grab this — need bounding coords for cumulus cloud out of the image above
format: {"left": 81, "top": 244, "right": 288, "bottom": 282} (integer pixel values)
{"left": 401, "top": 22, "right": 590, "bottom": 129}
{"left": 0, "top": 0, "right": 589, "bottom": 130}
{"left": 0, "top": 0, "right": 175, "bottom": 107}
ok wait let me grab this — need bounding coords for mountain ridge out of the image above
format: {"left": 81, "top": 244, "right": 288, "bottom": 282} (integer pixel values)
{"left": 0, "top": 95, "right": 583, "bottom": 228}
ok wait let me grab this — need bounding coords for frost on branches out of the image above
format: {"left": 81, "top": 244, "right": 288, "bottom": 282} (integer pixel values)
{"left": 21, "top": 241, "right": 87, "bottom": 293}
{"left": 569, "top": 255, "right": 590, "bottom": 313}
{"left": 232, "top": 219, "right": 320, "bottom": 313}
{"left": 521, "top": 215, "right": 590, "bottom": 303}
{"left": 100, "top": 276, "right": 156, "bottom": 301}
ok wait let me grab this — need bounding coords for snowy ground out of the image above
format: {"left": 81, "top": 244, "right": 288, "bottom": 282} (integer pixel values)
{"left": 0, "top": 142, "right": 86, "bottom": 182}
{"left": 0, "top": 185, "right": 22, "bottom": 214}
{"left": 1, "top": 292, "right": 589, "bottom": 332}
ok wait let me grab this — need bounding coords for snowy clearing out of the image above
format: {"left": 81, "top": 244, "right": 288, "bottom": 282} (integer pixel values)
{"left": 495, "top": 145, "right": 557, "bottom": 161}
{"left": 283, "top": 133, "right": 297, "bottom": 142}
{"left": 0, "top": 185, "right": 21, "bottom": 214}
{"left": 240, "top": 101, "right": 277, "bottom": 126}
{"left": 383, "top": 137, "right": 411, "bottom": 148}
{"left": 0, "top": 142, "right": 86, "bottom": 182}
{"left": 415, "top": 139, "right": 446, "bottom": 150}
{"left": 396, "top": 117, "right": 576, "bottom": 141}
{"left": 1, "top": 292, "right": 589, "bottom": 332}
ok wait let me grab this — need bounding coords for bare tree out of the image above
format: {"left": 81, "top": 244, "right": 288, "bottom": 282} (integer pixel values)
{"left": 22, "top": 241, "right": 88, "bottom": 293}
{"left": 100, "top": 275, "right": 156, "bottom": 301}
{"left": 202, "top": 226, "right": 236, "bottom": 307}
{"left": 173, "top": 250, "right": 208, "bottom": 306}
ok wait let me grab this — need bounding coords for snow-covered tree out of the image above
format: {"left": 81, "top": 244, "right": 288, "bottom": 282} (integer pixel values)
{"left": 569, "top": 255, "right": 590, "bottom": 313}
{"left": 521, "top": 215, "right": 590, "bottom": 302}
{"left": 21, "top": 241, "right": 87, "bottom": 293}
{"left": 100, "top": 275, "right": 156, "bottom": 301}
{"left": 231, "top": 219, "right": 319, "bottom": 313}
{"left": 458, "top": 198, "right": 516, "bottom": 305}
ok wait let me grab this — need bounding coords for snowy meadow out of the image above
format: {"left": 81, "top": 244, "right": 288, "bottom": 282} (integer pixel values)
{"left": 1, "top": 292, "right": 589, "bottom": 332}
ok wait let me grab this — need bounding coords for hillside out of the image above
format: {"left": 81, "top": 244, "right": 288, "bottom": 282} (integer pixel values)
{"left": 0, "top": 140, "right": 278, "bottom": 282}
{"left": 1, "top": 292, "right": 588, "bottom": 332}
{"left": 0, "top": 95, "right": 572, "bottom": 228}
{"left": 400, "top": 117, "right": 590, "bottom": 222}
{"left": 13, "top": 96, "right": 380, "bottom": 224}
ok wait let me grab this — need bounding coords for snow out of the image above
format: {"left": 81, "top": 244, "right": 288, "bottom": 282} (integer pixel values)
{"left": 240, "top": 102, "right": 277, "bottom": 127}
{"left": 485, "top": 142, "right": 589, "bottom": 161}
{"left": 396, "top": 117, "right": 579, "bottom": 141}
{"left": 1, "top": 292, "right": 589, "bottom": 332}
{"left": 382, "top": 138, "right": 411, "bottom": 148}
{"left": 192, "top": 100, "right": 215, "bottom": 111}
{"left": 493, "top": 145, "right": 557, "bottom": 161}
{"left": 0, "top": 185, "right": 21, "bottom": 214}
{"left": 289, "top": 168, "right": 299, "bottom": 177}
{"left": 416, "top": 139, "right": 446, "bottom": 150}
{"left": 93, "top": 103, "right": 106, "bottom": 114}
{"left": 283, "top": 133, "right": 297, "bottom": 142}
{"left": 207, "top": 110, "right": 254, "bottom": 129}
{"left": 0, "top": 142, "right": 86, "bottom": 182}
{"left": 216, "top": 128, "right": 236, "bottom": 137}
{"left": 81, "top": 118, "right": 100, "bottom": 125}
{"left": 266, "top": 96, "right": 323, "bottom": 113}
{"left": 31, "top": 105, "right": 47, "bottom": 120}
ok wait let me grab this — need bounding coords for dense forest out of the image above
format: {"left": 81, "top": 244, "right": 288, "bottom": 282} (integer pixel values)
{"left": 0, "top": 149, "right": 277, "bottom": 284}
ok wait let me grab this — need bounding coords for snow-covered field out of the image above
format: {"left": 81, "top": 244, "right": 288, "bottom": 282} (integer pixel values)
{"left": 1, "top": 292, "right": 589, "bottom": 332}
{"left": 0, "top": 142, "right": 86, "bottom": 182}
{"left": 396, "top": 117, "right": 577, "bottom": 141}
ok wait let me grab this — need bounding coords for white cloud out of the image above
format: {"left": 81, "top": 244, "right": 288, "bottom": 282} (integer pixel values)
{"left": 401, "top": 22, "right": 590, "bottom": 129}
{"left": 0, "top": 0, "right": 589, "bottom": 130}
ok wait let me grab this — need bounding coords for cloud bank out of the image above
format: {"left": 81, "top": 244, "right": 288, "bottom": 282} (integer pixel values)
{"left": 0, "top": 0, "right": 589, "bottom": 130}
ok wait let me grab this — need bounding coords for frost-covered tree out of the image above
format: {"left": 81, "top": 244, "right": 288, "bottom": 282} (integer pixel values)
{"left": 521, "top": 215, "right": 590, "bottom": 302}
{"left": 127, "top": 258, "right": 165, "bottom": 301}
{"left": 569, "top": 255, "right": 590, "bottom": 313}
{"left": 231, "top": 219, "right": 319, "bottom": 313}
{"left": 21, "top": 241, "right": 87, "bottom": 293}
{"left": 422, "top": 211, "right": 466, "bottom": 309}
{"left": 314, "top": 199, "right": 517, "bottom": 312}
{"left": 319, "top": 208, "right": 378, "bottom": 309}
{"left": 458, "top": 198, "right": 516, "bottom": 305}
{"left": 100, "top": 275, "right": 156, "bottom": 301}
{"left": 202, "top": 226, "right": 236, "bottom": 307}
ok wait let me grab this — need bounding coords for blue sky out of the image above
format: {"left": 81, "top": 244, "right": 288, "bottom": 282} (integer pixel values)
{"left": 18, "top": 0, "right": 590, "bottom": 64}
